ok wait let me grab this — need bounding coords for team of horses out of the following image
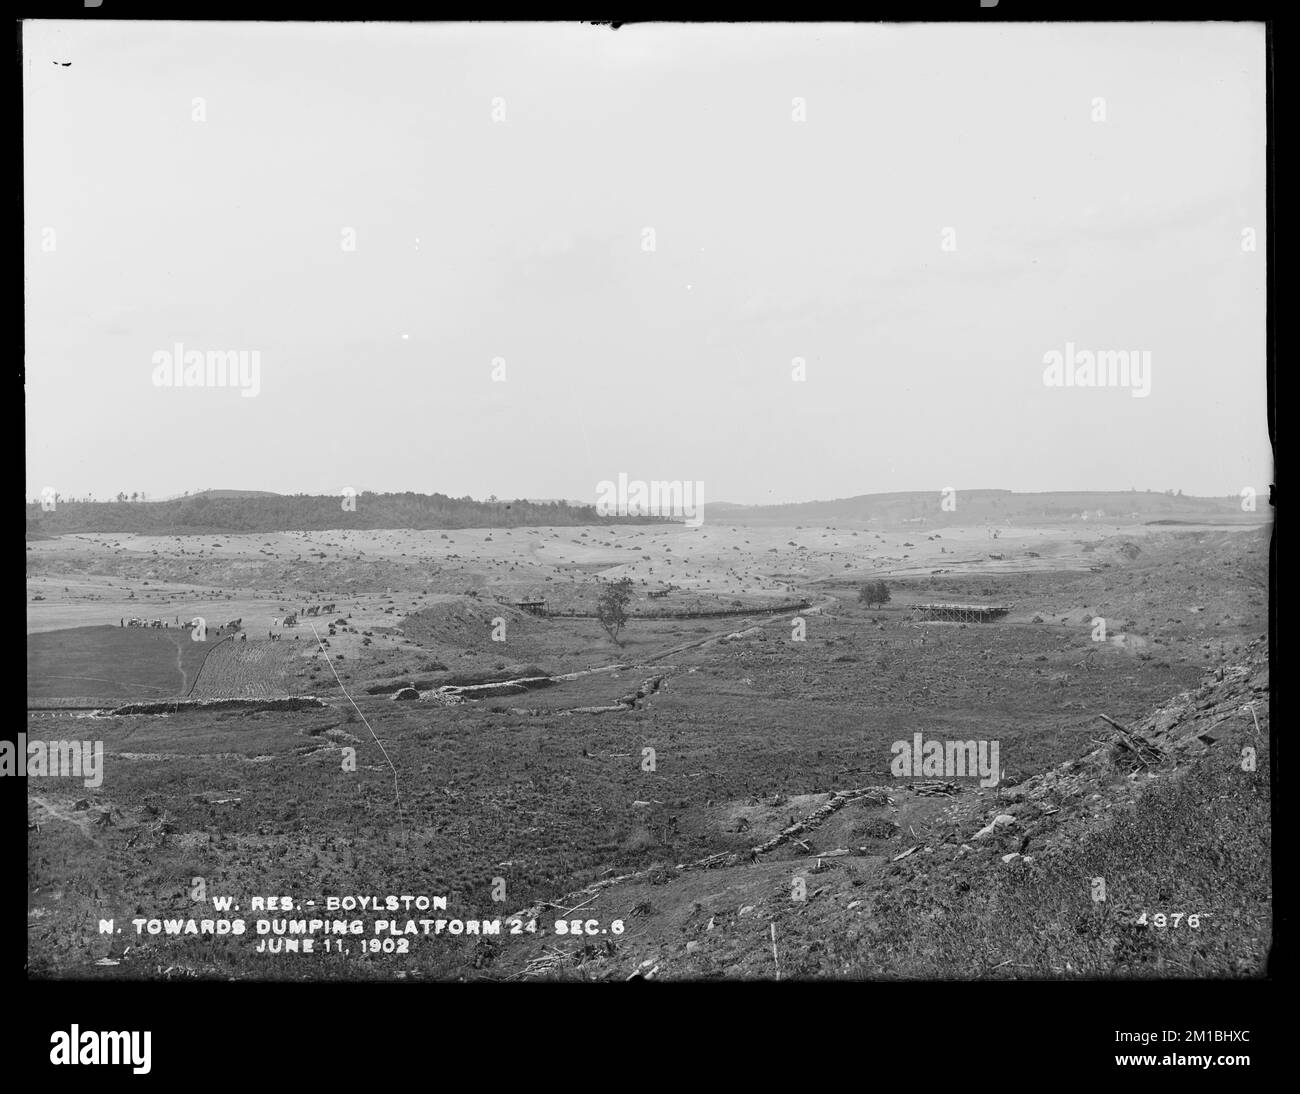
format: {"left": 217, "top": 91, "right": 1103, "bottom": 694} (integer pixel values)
{"left": 122, "top": 606, "right": 342, "bottom": 645}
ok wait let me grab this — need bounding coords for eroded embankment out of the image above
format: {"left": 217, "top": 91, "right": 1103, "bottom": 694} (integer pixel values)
{"left": 107, "top": 696, "right": 327, "bottom": 716}
{"left": 545, "top": 599, "right": 810, "bottom": 620}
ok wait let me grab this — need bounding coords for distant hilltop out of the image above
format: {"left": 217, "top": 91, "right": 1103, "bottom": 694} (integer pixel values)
{"left": 706, "top": 488, "right": 1270, "bottom": 526}
{"left": 24, "top": 491, "right": 669, "bottom": 536}
{"left": 170, "top": 489, "right": 283, "bottom": 500}
{"left": 23, "top": 487, "right": 1269, "bottom": 536}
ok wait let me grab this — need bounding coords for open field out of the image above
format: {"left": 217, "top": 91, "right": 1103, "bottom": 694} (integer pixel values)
{"left": 26, "top": 517, "right": 1270, "bottom": 980}
{"left": 27, "top": 625, "right": 217, "bottom": 702}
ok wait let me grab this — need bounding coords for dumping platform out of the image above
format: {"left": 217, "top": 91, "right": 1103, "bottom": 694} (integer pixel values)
{"left": 910, "top": 603, "right": 1010, "bottom": 623}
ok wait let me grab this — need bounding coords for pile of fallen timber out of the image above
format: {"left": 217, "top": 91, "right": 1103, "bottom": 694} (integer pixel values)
{"left": 740, "top": 786, "right": 892, "bottom": 861}
{"left": 503, "top": 785, "right": 893, "bottom": 924}
{"left": 912, "top": 781, "right": 961, "bottom": 797}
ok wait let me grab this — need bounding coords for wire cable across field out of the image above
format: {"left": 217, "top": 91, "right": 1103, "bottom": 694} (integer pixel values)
{"left": 308, "top": 622, "right": 406, "bottom": 839}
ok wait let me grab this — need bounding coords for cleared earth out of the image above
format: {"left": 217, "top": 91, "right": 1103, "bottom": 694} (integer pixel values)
{"left": 26, "top": 516, "right": 1271, "bottom": 980}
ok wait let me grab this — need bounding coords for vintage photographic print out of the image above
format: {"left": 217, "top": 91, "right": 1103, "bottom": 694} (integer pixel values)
{"left": 24, "top": 17, "right": 1271, "bottom": 1003}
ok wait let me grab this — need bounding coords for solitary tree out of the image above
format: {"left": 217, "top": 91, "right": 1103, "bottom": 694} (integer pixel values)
{"left": 859, "top": 580, "right": 891, "bottom": 608}
{"left": 597, "top": 577, "right": 635, "bottom": 646}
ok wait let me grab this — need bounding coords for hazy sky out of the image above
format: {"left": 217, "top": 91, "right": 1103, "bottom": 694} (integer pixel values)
{"left": 24, "top": 21, "right": 1269, "bottom": 505}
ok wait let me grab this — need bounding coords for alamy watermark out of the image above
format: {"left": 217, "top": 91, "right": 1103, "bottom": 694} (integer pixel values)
{"left": 50, "top": 1027, "right": 150, "bottom": 1075}
{"left": 1042, "top": 342, "right": 1151, "bottom": 398}
{"left": 151, "top": 343, "right": 261, "bottom": 397}
{"left": 3, "top": 735, "right": 103, "bottom": 787}
{"left": 595, "top": 474, "right": 704, "bottom": 527}
{"left": 890, "top": 733, "right": 1000, "bottom": 787}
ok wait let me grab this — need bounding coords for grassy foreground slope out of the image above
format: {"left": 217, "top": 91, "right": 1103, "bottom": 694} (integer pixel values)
{"left": 493, "top": 640, "right": 1269, "bottom": 980}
